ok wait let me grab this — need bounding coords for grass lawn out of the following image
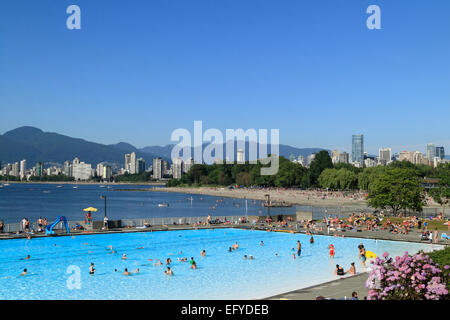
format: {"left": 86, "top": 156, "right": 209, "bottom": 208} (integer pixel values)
{"left": 385, "top": 217, "right": 450, "bottom": 231}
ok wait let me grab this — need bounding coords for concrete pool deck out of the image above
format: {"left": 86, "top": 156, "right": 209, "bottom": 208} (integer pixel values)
{"left": 266, "top": 272, "right": 370, "bottom": 300}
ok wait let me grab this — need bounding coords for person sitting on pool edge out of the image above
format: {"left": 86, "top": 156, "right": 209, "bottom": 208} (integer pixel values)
{"left": 335, "top": 264, "right": 345, "bottom": 276}
{"left": 346, "top": 262, "right": 356, "bottom": 275}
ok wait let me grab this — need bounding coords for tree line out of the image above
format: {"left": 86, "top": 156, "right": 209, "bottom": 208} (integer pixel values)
{"left": 167, "top": 151, "right": 450, "bottom": 215}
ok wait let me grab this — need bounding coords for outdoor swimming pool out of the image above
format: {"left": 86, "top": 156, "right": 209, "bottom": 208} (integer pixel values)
{"left": 0, "top": 228, "right": 443, "bottom": 299}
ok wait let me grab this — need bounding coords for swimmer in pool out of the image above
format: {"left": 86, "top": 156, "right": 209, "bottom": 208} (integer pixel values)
{"left": 122, "top": 254, "right": 127, "bottom": 260}
{"left": 164, "top": 267, "right": 173, "bottom": 276}
{"left": 134, "top": 268, "right": 140, "bottom": 273}
{"left": 297, "top": 240, "right": 302, "bottom": 256}
{"left": 260, "top": 241, "right": 264, "bottom": 246}
{"left": 20, "top": 268, "right": 27, "bottom": 276}
{"left": 89, "top": 263, "right": 95, "bottom": 275}
{"left": 249, "top": 255, "right": 254, "bottom": 260}
{"left": 201, "top": 250, "right": 206, "bottom": 257}
{"left": 310, "top": 236, "right": 314, "bottom": 244}
{"left": 166, "top": 258, "right": 172, "bottom": 265}
{"left": 25, "top": 255, "right": 31, "bottom": 260}
{"left": 154, "top": 259, "right": 163, "bottom": 266}
{"left": 244, "top": 255, "right": 248, "bottom": 259}
{"left": 124, "top": 268, "right": 130, "bottom": 276}
{"left": 191, "top": 261, "right": 197, "bottom": 269}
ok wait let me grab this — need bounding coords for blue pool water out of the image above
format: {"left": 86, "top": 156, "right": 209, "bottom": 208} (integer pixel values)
{"left": 0, "top": 228, "right": 443, "bottom": 300}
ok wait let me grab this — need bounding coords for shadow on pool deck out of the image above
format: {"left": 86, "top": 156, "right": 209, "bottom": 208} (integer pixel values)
{"left": 265, "top": 273, "right": 370, "bottom": 300}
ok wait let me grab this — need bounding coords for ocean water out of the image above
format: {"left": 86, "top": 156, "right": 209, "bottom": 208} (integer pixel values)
{"left": 0, "top": 228, "right": 442, "bottom": 300}
{"left": 0, "top": 183, "right": 293, "bottom": 224}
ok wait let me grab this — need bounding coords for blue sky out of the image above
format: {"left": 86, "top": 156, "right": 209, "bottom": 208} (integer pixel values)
{"left": 0, "top": 0, "right": 449, "bottom": 154}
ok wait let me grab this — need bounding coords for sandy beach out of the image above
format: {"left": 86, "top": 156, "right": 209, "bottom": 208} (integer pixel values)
{"left": 151, "top": 187, "right": 370, "bottom": 207}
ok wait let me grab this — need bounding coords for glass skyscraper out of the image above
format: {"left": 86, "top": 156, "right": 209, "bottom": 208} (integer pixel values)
{"left": 436, "top": 146, "right": 445, "bottom": 160}
{"left": 426, "top": 143, "right": 436, "bottom": 160}
{"left": 352, "top": 134, "right": 364, "bottom": 167}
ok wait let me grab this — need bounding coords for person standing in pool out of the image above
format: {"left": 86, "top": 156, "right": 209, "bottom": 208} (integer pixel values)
{"left": 89, "top": 263, "right": 95, "bottom": 275}
{"left": 297, "top": 240, "right": 302, "bottom": 256}
{"left": 357, "top": 244, "right": 366, "bottom": 267}
{"left": 329, "top": 244, "right": 335, "bottom": 259}
{"left": 164, "top": 267, "right": 173, "bottom": 275}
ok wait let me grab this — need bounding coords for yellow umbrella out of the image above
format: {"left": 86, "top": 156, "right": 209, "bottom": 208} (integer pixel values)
{"left": 83, "top": 207, "right": 98, "bottom": 212}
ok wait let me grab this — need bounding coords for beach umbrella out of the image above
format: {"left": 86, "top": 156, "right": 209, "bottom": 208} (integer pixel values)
{"left": 83, "top": 207, "right": 98, "bottom": 212}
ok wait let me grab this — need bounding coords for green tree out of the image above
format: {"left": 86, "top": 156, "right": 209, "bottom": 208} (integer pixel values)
{"left": 429, "top": 164, "right": 450, "bottom": 214}
{"left": 367, "top": 168, "right": 425, "bottom": 215}
{"left": 309, "top": 150, "right": 333, "bottom": 186}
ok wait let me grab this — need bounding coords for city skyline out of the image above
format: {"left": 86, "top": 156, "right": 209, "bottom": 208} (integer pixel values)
{"left": 0, "top": 125, "right": 448, "bottom": 157}
{"left": 0, "top": 1, "right": 449, "bottom": 153}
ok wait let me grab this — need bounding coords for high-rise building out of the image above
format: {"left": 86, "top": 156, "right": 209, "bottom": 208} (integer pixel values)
{"left": 351, "top": 134, "right": 364, "bottom": 167}
{"left": 129, "top": 152, "right": 137, "bottom": 174}
{"left": 237, "top": 149, "right": 244, "bottom": 163}
{"left": 162, "top": 160, "right": 169, "bottom": 176}
{"left": 19, "top": 159, "right": 27, "bottom": 177}
{"left": 331, "top": 150, "right": 340, "bottom": 164}
{"left": 153, "top": 157, "right": 163, "bottom": 180}
{"left": 436, "top": 146, "right": 445, "bottom": 160}
{"left": 36, "top": 162, "right": 43, "bottom": 177}
{"left": 102, "top": 165, "right": 112, "bottom": 180}
{"left": 426, "top": 143, "right": 436, "bottom": 160}
{"left": 124, "top": 153, "right": 131, "bottom": 173}
{"left": 64, "top": 161, "right": 71, "bottom": 176}
{"left": 136, "top": 158, "right": 145, "bottom": 174}
{"left": 96, "top": 163, "right": 105, "bottom": 177}
{"left": 72, "top": 158, "right": 92, "bottom": 180}
{"left": 172, "top": 158, "right": 183, "bottom": 179}
{"left": 183, "top": 157, "right": 194, "bottom": 173}
{"left": 339, "top": 152, "right": 349, "bottom": 164}
{"left": 12, "top": 162, "right": 19, "bottom": 177}
{"left": 378, "top": 148, "right": 391, "bottom": 166}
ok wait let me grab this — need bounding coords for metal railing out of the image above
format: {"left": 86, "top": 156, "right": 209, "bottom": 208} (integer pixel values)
{"left": 0, "top": 215, "right": 250, "bottom": 234}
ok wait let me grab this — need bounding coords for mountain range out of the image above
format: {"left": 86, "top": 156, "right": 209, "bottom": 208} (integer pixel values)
{"left": 0, "top": 127, "right": 328, "bottom": 167}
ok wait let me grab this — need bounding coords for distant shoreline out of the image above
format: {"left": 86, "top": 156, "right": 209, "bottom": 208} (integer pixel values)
{"left": 0, "top": 180, "right": 166, "bottom": 186}
{"left": 147, "top": 186, "right": 369, "bottom": 207}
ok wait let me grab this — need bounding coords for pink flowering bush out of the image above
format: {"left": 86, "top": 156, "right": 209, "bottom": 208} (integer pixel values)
{"left": 366, "top": 251, "right": 449, "bottom": 300}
